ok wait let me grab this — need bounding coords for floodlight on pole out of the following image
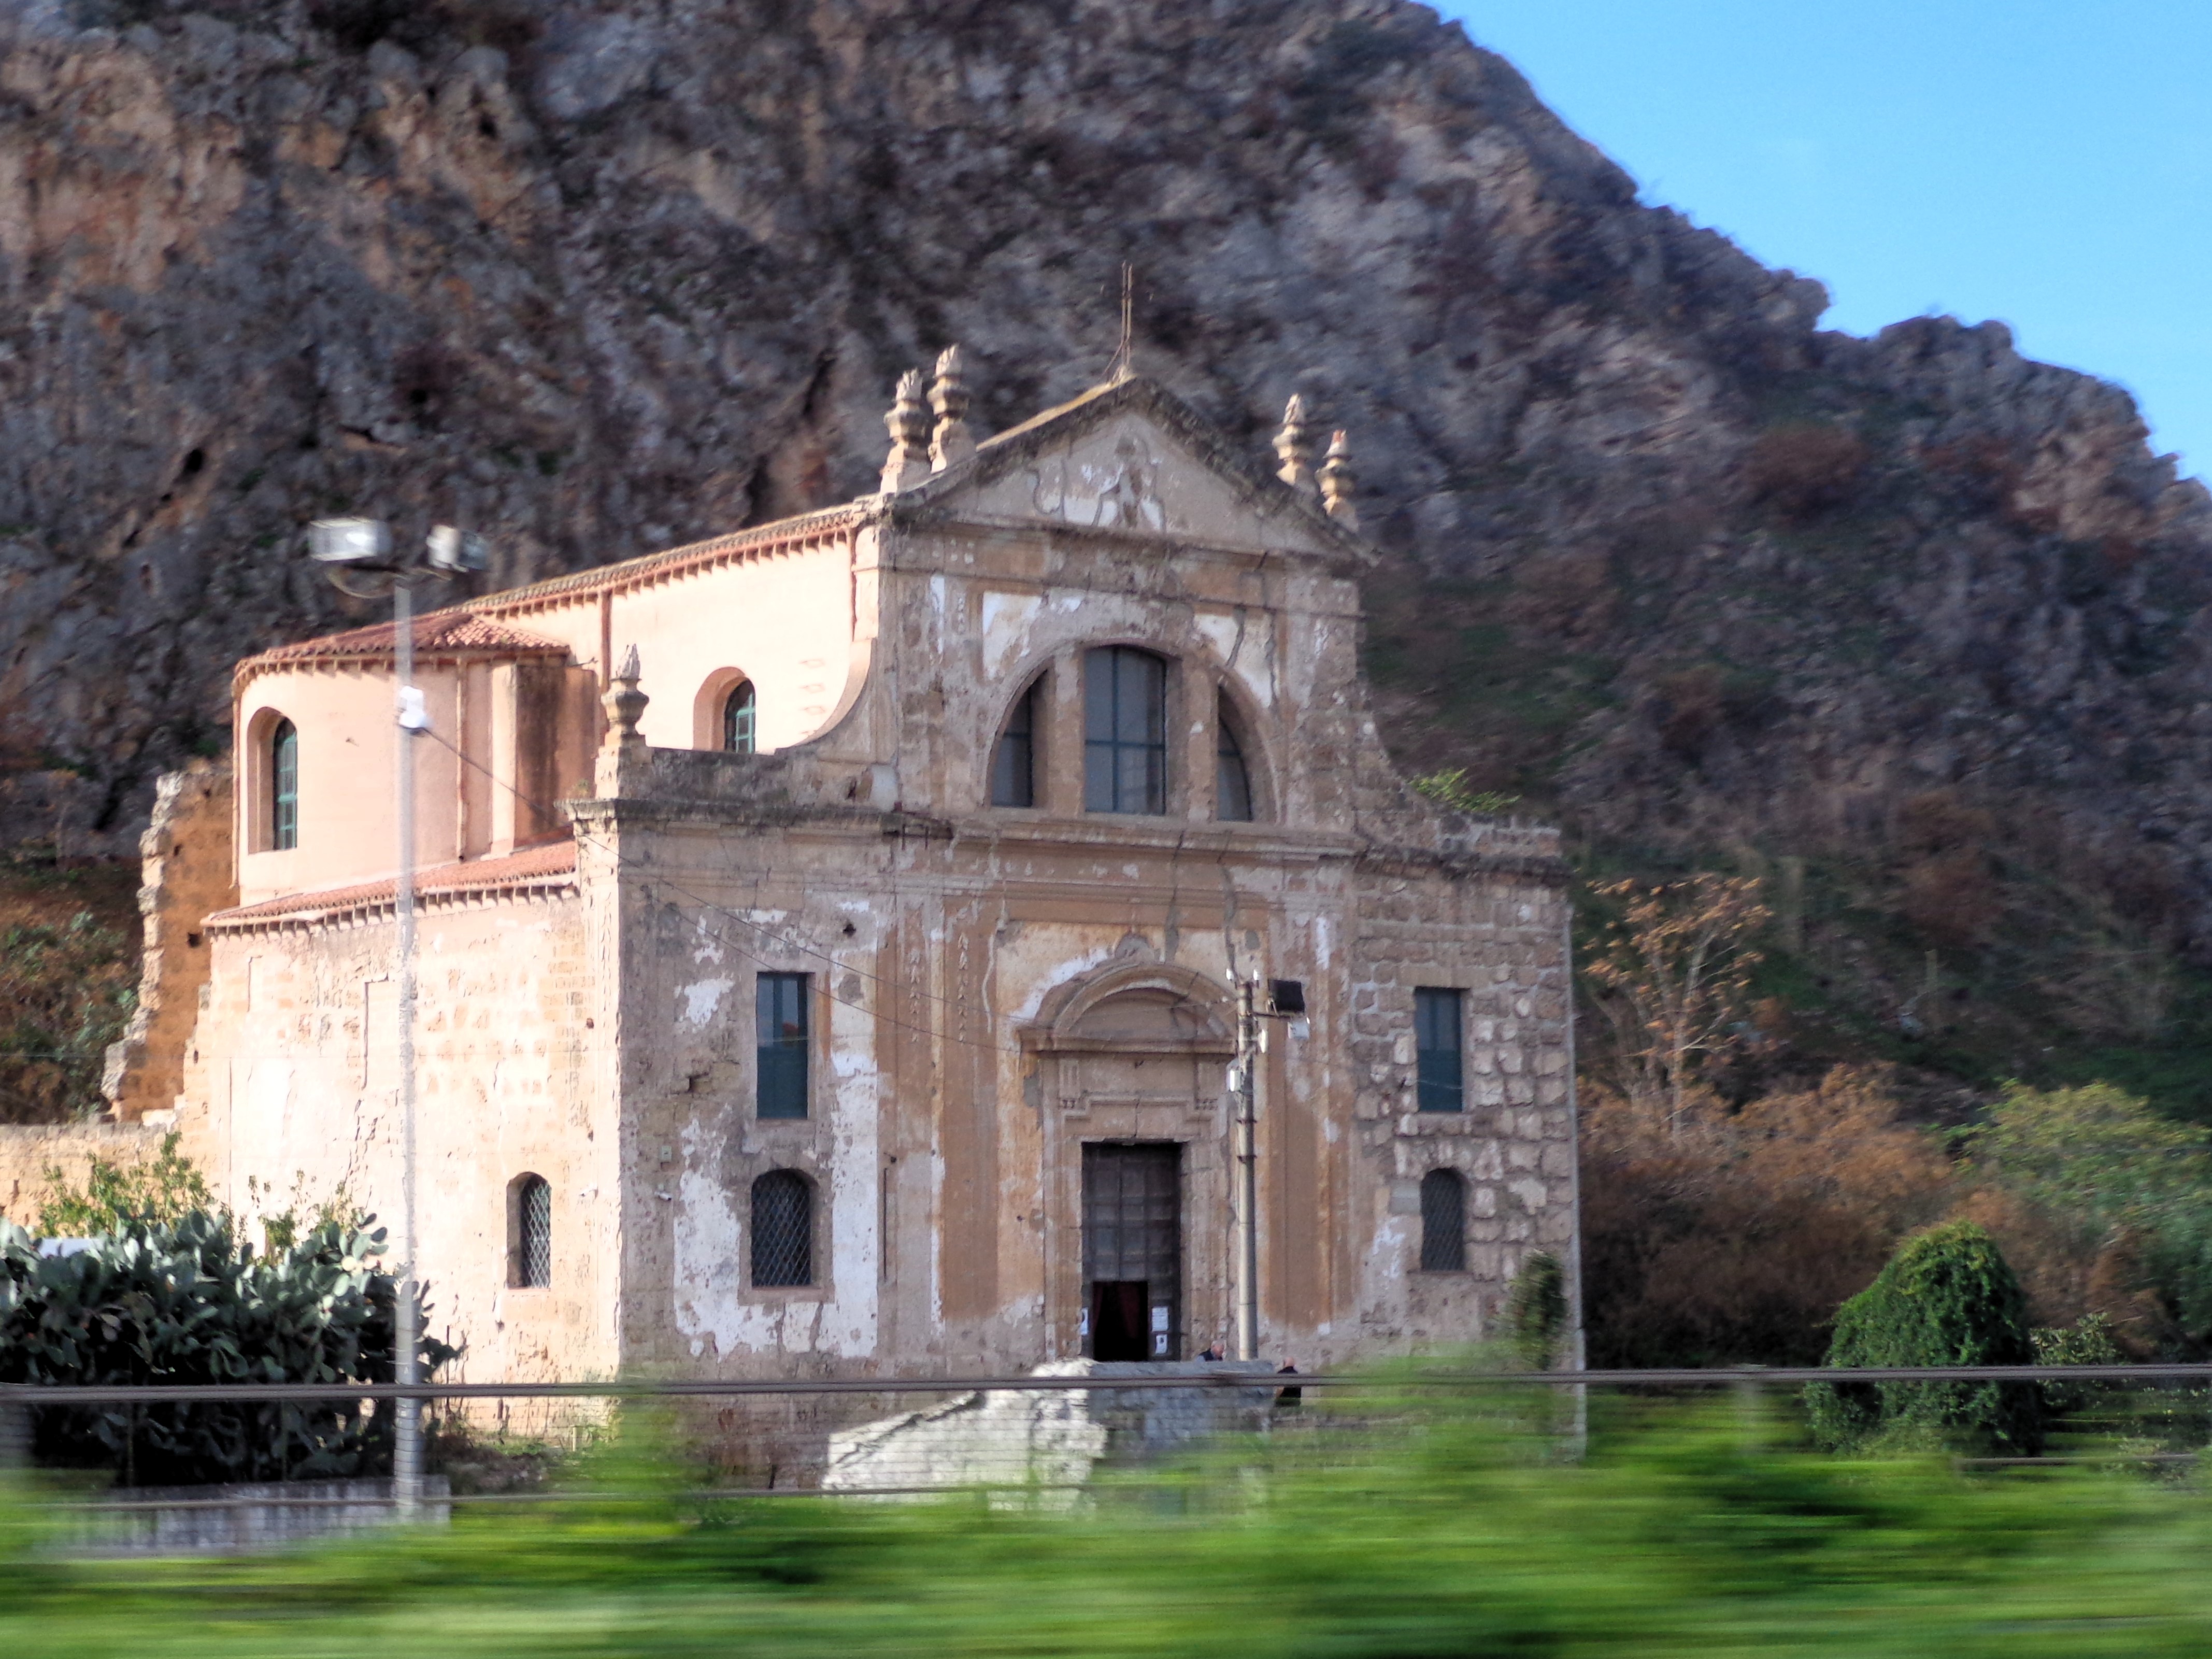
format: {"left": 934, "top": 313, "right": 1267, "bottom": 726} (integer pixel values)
{"left": 298, "top": 508, "right": 481, "bottom": 1521}
{"left": 307, "top": 518, "right": 393, "bottom": 564}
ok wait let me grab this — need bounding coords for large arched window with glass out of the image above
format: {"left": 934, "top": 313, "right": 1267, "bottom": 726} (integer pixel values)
{"left": 269, "top": 717, "right": 299, "bottom": 850}
{"left": 722, "top": 679, "right": 758, "bottom": 753}
{"left": 1083, "top": 647, "right": 1167, "bottom": 814}
{"left": 990, "top": 676, "right": 1043, "bottom": 807}
{"left": 1216, "top": 694, "right": 1255, "bottom": 822}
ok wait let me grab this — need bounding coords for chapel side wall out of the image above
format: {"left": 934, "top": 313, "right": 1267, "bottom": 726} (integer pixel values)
{"left": 1345, "top": 854, "right": 1575, "bottom": 1348}
{"left": 233, "top": 664, "right": 466, "bottom": 905}
{"left": 181, "top": 892, "right": 619, "bottom": 1390}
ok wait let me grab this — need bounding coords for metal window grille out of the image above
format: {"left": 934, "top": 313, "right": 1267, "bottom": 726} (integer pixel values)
{"left": 990, "top": 679, "right": 1038, "bottom": 806}
{"left": 517, "top": 1175, "right": 552, "bottom": 1287}
{"left": 1419, "top": 1169, "right": 1466, "bottom": 1272}
{"left": 1082, "top": 647, "right": 1166, "bottom": 814}
{"left": 270, "top": 718, "right": 299, "bottom": 850}
{"left": 723, "top": 680, "right": 757, "bottom": 753}
{"left": 751, "top": 1170, "right": 813, "bottom": 1287}
{"left": 1415, "top": 986, "right": 1464, "bottom": 1113}
{"left": 755, "top": 973, "right": 809, "bottom": 1119}
{"left": 1216, "top": 699, "right": 1254, "bottom": 822}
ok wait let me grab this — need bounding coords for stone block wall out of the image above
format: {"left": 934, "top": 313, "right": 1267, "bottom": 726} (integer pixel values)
{"left": 0, "top": 1122, "right": 171, "bottom": 1228}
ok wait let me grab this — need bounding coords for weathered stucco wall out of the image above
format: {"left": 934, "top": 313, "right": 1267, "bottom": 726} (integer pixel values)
{"left": 181, "top": 880, "right": 617, "bottom": 1382}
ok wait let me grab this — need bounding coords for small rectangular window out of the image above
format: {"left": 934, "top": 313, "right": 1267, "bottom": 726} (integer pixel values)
{"left": 756, "top": 972, "right": 810, "bottom": 1119}
{"left": 1415, "top": 987, "right": 1464, "bottom": 1114}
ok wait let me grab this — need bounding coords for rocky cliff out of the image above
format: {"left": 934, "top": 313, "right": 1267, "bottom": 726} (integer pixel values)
{"left": 4, "top": 0, "right": 2209, "bottom": 1097}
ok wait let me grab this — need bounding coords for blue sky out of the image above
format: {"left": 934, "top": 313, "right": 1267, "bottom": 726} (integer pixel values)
{"left": 1437, "top": 1, "right": 2210, "bottom": 481}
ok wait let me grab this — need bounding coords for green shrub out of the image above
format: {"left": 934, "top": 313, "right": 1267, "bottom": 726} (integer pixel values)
{"left": 0, "top": 1212, "right": 455, "bottom": 1484}
{"left": 1806, "top": 1219, "right": 2042, "bottom": 1454}
{"left": 1507, "top": 1250, "right": 1569, "bottom": 1368}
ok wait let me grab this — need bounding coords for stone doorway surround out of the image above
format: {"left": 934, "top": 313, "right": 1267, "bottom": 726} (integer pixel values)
{"left": 1021, "top": 959, "right": 1236, "bottom": 1362}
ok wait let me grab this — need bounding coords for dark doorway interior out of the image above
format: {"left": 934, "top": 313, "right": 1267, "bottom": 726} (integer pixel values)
{"left": 1082, "top": 1142, "right": 1181, "bottom": 1360}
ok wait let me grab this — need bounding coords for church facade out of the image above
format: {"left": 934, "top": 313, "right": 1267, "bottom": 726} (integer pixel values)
{"left": 126, "top": 363, "right": 1579, "bottom": 1386}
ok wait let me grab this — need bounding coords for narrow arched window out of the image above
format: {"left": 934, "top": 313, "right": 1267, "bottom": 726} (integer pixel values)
{"left": 1420, "top": 1170, "right": 1466, "bottom": 1272}
{"left": 511, "top": 1173, "right": 552, "bottom": 1288}
{"left": 751, "top": 1170, "right": 814, "bottom": 1287}
{"left": 722, "top": 679, "right": 757, "bottom": 753}
{"left": 269, "top": 718, "right": 299, "bottom": 850}
{"left": 1083, "top": 647, "right": 1166, "bottom": 814}
{"left": 991, "top": 677, "right": 1041, "bottom": 807}
{"left": 1217, "top": 696, "right": 1254, "bottom": 822}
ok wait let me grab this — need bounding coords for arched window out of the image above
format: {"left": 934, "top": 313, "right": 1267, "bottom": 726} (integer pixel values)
{"left": 511, "top": 1173, "right": 552, "bottom": 1288}
{"left": 751, "top": 1170, "right": 814, "bottom": 1287}
{"left": 269, "top": 717, "right": 299, "bottom": 850}
{"left": 1083, "top": 647, "right": 1166, "bottom": 814}
{"left": 990, "top": 676, "right": 1041, "bottom": 807}
{"left": 1216, "top": 695, "right": 1254, "bottom": 822}
{"left": 722, "top": 679, "right": 757, "bottom": 753}
{"left": 1420, "top": 1170, "right": 1466, "bottom": 1272}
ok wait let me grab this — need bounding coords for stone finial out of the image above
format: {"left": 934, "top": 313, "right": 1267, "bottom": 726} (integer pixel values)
{"left": 1319, "top": 429, "right": 1358, "bottom": 528}
{"left": 1273, "top": 394, "right": 1315, "bottom": 495}
{"left": 879, "top": 368, "right": 931, "bottom": 493}
{"left": 603, "top": 645, "right": 648, "bottom": 755}
{"left": 927, "top": 345, "right": 975, "bottom": 472}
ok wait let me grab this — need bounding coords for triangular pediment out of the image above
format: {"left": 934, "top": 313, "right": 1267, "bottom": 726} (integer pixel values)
{"left": 892, "top": 378, "right": 1364, "bottom": 563}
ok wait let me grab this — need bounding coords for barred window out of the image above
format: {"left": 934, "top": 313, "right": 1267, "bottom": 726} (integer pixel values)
{"left": 512, "top": 1173, "right": 552, "bottom": 1288}
{"left": 991, "top": 677, "right": 1040, "bottom": 807}
{"left": 1083, "top": 647, "right": 1167, "bottom": 814}
{"left": 1415, "top": 986, "right": 1464, "bottom": 1114}
{"left": 751, "top": 1170, "right": 814, "bottom": 1287}
{"left": 723, "top": 679, "right": 757, "bottom": 754}
{"left": 1419, "top": 1169, "right": 1466, "bottom": 1272}
{"left": 270, "top": 718, "right": 299, "bottom": 850}
{"left": 1216, "top": 696, "right": 1254, "bottom": 822}
{"left": 757, "top": 972, "right": 809, "bottom": 1119}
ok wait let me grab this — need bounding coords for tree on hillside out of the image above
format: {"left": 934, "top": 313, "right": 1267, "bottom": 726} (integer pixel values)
{"left": 1960, "top": 1081, "right": 2212, "bottom": 1352}
{"left": 1582, "top": 873, "right": 1769, "bottom": 1134}
{"left": 1806, "top": 1220, "right": 2041, "bottom": 1456}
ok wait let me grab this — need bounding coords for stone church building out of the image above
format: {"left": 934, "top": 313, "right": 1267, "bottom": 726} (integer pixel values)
{"left": 107, "top": 360, "right": 1579, "bottom": 1387}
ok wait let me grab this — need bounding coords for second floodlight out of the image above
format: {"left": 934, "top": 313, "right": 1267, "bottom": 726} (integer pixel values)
{"left": 307, "top": 518, "right": 392, "bottom": 564}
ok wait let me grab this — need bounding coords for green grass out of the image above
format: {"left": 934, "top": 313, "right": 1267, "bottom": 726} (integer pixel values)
{"left": 6, "top": 1393, "right": 2211, "bottom": 1656}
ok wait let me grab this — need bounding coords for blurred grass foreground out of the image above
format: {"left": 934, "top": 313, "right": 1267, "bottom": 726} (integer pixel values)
{"left": 7, "top": 1386, "right": 2212, "bottom": 1656}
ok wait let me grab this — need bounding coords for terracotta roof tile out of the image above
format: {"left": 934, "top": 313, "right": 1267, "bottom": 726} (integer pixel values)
{"left": 206, "top": 839, "right": 579, "bottom": 927}
{"left": 240, "top": 610, "right": 570, "bottom": 675}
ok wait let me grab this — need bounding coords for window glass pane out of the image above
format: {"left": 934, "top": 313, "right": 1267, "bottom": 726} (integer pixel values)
{"left": 1415, "top": 986, "right": 1464, "bottom": 1113}
{"left": 271, "top": 719, "right": 298, "bottom": 851}
{"left": 518, "top": 1175, "right": 552, "bottom": 1287}
{"left": 1217, "top": 702, "right": 1253, "bottom": 821}
{"left": 990, "top": 681, "right": 1036, "bottom": 807}
{"left": 757, "top": 973, "right": 809, "bottom": 1118}
{"left": 723, "top": 680, "right": 757, "bottom": 753}
{"left": 1420, "top": 1170, "right": 1466, "bottom": 1271}
{"left": 751, "top": 1171, "right": 813, "bottom": 1286}
{"left": 1084, "top": 648, "right": 1167, "bottom": 813}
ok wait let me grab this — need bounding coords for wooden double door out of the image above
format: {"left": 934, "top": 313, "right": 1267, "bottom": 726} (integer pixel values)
{"left": 1081, "top": 1141, "right": 1183, "bottom": 1360}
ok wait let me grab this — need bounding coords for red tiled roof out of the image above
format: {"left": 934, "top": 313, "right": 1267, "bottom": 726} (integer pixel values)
{"left": 206, "top": 839, "right": 579, "bottom": 928}
{"left": 238, "top": 611, "right": 571, "bottom": 677}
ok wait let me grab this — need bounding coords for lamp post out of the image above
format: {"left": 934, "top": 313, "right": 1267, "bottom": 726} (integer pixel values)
{"left": 306, "top": 517, "right": 484, "bottom": 1516}
{"left": 1227, "top": 976, "right": 1306, "bottom": 1363}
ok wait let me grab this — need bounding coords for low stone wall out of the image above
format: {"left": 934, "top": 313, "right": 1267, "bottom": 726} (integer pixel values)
{"left": 48, "top": 1477, "right": 452, "bottom": 1557}
{"left": 0, "top": 1123, "right": 169, "bottom": 1227}
{"left": 822, "top": 1361, "right": 1281, "bottom": 1498}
